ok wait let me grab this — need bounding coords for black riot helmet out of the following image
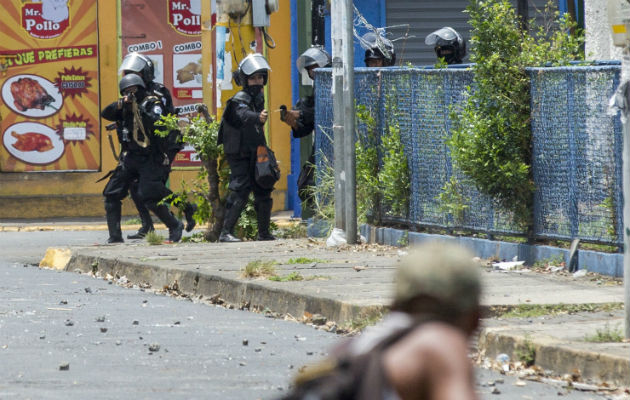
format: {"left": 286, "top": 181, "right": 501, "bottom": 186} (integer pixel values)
{"left": 425, "top": 27, "right": 467, "bottom": 65}
{"left": 119, "top": 73, "right": 146, "bottom": 96}
{"left": 233, "top": 53, "right": 271, "bottom": 87}
{"left": 119, "top": 52, "right": 155, "bottom": 84}
{"left": 296, "top": 46, "right": 332, "bottom": 77}
{"left": 360, "top": 31, "right": 396, "bottom": 67}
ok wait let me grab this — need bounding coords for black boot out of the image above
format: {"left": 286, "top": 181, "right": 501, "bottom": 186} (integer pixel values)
{"left": 104, "top": 200, "right": 124, "bottom": 244}
{"left": 183, "top": 202, "right": 197, "bottom": 232}
{"left": 147, "top": 202, "right": 183, "bottom": 243}
{"left": 256, "top": 198, "right": 275, "bottom": 241}
{"left": 128, "top": 183, "right": 154, "bottom": 239}
{"left": 219, "top": 194, "right": 246, "bottom": 243}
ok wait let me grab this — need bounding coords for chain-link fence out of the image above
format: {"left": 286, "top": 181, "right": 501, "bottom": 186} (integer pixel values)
{"left": 314, "top": 65, "right": 623, "bottom": 246}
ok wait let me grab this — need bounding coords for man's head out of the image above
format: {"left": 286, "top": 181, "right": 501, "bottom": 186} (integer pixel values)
{"left": 361, "top": 31, "right": 396, "bottom": 67}
{"left": 296, "top": 46, "right": 331, "bottom": 81}
{"left": 425, "top": 27, "right": 467, "bottom": 65}
{"left": 119, "top": 73, "right": 145, "bottom": 98}
{"left": 119, "top": 52, "right": 155, "bottom": 84}
{"left": 234, "top": 53, "right": 271, "bottom": 90}
{"left": 392, "top": 241, "right": 481, "bottom": 333}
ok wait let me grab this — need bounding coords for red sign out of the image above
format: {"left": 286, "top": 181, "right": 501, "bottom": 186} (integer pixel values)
{"left": 55, "top": 66, "right": 92, "bottom": 98}
{"left": 22, "top": 2, "right": 70, "bottom": 40}
{"left": 168, "top": 0, "right": 201, "bottom": 36}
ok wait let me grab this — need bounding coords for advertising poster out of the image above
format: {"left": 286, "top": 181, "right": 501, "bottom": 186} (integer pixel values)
{"left": 121, "top": 0, "right": 207, "bottom": 167}
{"left": 0, "top": 0, "right": 100, "bottom": 172}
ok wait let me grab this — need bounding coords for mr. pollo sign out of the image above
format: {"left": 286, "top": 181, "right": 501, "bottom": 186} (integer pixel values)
{"left": 22, "top": 1, "right": 70, "bottom": 39}
{"left": 168, "top": 0, "right": 201, "bottom": 36}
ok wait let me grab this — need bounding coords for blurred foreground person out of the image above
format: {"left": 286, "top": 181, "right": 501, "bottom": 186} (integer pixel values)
{"left": 280, "top": 241, "right": 481, "bottom": 400}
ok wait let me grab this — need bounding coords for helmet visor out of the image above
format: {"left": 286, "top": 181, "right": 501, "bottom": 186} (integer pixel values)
{"left": 296, "top": 47, "right": 331, "bottom": 73}
{"left": 239, "top": 53, "right": 271, "bottom": 76}
{"left": 425, "top": 27, "right": 458, "bottom": 46}
{"left": 119, "top": 53, "right": 148, "bottom": 74}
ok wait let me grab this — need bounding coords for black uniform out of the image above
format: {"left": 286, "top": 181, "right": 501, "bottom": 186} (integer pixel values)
{"left": 101, "top": 90, "right": 182, "bottom": 242}
{"left": 292, "top": 95, "right": 316, "bottom": 203}
{"left": 218, "top": 89, "right": 273, "bottom": 239}
{"left": 126, "top": 81, "right": 194, "bottom": 238}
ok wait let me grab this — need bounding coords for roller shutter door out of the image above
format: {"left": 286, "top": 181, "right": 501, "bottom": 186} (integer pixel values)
{"left": 385, "top": 0, "right": 554, "bottom": 66}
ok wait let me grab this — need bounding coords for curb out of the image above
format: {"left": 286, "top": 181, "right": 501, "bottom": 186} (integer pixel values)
{"left": 478, "top": 328, "right": 630, "bottom": 387}
{"left": 360, "top": 224, "right": 624, "bottom": 278}
{"left": 64, "top": 253, "right": 384, "bottom": 327}
{"left": 61, "top": 249, "right": 629, "bottom": 387}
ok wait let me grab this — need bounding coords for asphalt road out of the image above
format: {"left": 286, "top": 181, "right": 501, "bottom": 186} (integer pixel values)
{"left": 0, "top": 229, "right": 617, "bottom": 399}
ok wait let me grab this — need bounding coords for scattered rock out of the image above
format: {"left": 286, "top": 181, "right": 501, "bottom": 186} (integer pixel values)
{"left": 242, "top": 339, "right": 249, "bottom": 346}
{"left": 100, "top": 327, "right": 108, "bottom": 333}
{"left": 64, "top": 319, "right": 74, "bottom": 326}
{"left": 59, "top": 300, "right": 68, "bottom": 305}
{"left": 132, "top": 320, "right": 139, "bottom": 325}
{"left": 148, "top": 343, "right": 160, "bottom": 352}
{"left": 95, "top": 316, "right": 106, "bottom": 323}
{"left": 84, "top": 287, "right": 92, "bottom": 293}
{"left": 255, "top": 348, "right": 262, "bottom": 352}
{"left": 353, "top": 265, "right": 367, "bottom": 272}
{"left": 515, "top": 380, "right": 527, "bottom": 387}
{"left": 491, "top": 387, "right": 501, "bottom": 395}
{"left": 59, "top": 363, "right": 70, "bottom": 371}
{"left": 311, "top": 314, "right": 327, "bottom": 326}
{"left": 239, "top": 362, "right": 247, "bottom": 366}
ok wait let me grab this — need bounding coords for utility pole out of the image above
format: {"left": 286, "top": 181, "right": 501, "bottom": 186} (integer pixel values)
{"left": 343, "top": 0, "right": 357, "bottom": 244}
{"left": 331, "top": 0, "right": 346, "bottom": 232}
{"left": 330, "top": 0, "right": 357, "bottom": 244}
{"left": 607, "top": 0, "right": 630, "bottom": 339}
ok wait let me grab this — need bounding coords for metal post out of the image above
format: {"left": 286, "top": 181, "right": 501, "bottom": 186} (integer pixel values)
{"left": 343, "top": 0, "right": 357, "bottom": 244}
{"left": 623, "top": 77, "right": 630, "bottom": 339}
{"left": 331, "top": 0, "right": 345, "bottom": 231}
{"left": 624, "top": 131, "right": 630, "bottom": 338}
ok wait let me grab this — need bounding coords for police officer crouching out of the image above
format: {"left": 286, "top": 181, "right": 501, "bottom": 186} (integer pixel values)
{"left": 118, "top": 52, "right": 197, "bottom": 239}
{"left": 425, "top": 27, "right": 467, "bottom": 65}
{"left": 101, "top": 74, "right": 184, "bottom": 243}
{"left": 218, "top": 53, "right": 275, "bottom": 243}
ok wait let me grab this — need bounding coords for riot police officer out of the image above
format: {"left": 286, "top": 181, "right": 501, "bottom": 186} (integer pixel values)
{"left": 281, "top": 46, "right": 331, "bottom": 203}
{"left": 425, "top": 27, "right": 467, "bottom": 65}
{"left": 118, "top": 52, "right": 197, "bottom": 239}
{"left": 101, "top": 74, "right": 184, "bottom": 243}
{"left": 217, "top": 53, "right": 274, "bottom": 242}
{"left": 360, "top": 31, "right": 396, "bottom": 67}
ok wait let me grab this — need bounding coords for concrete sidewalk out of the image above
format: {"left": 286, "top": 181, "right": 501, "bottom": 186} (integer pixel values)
{"left": 37, "top": 237, "right": 628, "bottom": 388}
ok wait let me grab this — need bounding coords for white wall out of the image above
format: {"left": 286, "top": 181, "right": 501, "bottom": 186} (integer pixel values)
{"left": 585, "top": 0, "right": 622, "bottom": 61}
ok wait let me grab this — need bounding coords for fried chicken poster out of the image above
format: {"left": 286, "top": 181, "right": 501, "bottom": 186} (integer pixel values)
{"left": 0, "top": 1, "right": 99, "bottom": 172}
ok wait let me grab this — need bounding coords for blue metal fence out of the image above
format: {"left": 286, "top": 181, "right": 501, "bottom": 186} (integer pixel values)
{"left": 314, "top": 65, "right": 623, "bottom": 246}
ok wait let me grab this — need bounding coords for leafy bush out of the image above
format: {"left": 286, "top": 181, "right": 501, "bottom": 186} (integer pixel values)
{"left": 379, "top": 117, "right": 409, "bottom": 218}
{"left": 155, "top": 111, "right": 243, "bottom": 241}
{"left": 448, "top": 0, "right": 583, "bottom": 228}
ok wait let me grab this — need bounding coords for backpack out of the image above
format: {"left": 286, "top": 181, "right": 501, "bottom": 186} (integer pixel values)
{"left": 280, "top": 323, "right": 417, "bottom": 400}
{"left": 255, "top": 145, "right": 281, "bottom": 189}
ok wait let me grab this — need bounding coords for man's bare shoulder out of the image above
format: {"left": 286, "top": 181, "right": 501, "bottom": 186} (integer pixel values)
{"left": 382, "top": 322, "right": 476, "bottom": 400}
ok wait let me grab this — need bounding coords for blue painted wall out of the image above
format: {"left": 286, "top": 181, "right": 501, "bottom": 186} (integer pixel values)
{"left": 290, "top": 0, "right": 385, "bottom": 217}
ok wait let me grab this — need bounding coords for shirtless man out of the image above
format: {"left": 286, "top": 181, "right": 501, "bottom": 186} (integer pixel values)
{"left": 282, "top": 241, "right": 481, "bottom": 400}
{"left": 381, "top": 242, "right": 481, "bottom": 399}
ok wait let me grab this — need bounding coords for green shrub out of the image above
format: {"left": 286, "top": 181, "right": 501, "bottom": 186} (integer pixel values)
{"left": 448, "top": 0, "right": 583, "bottom": 228}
